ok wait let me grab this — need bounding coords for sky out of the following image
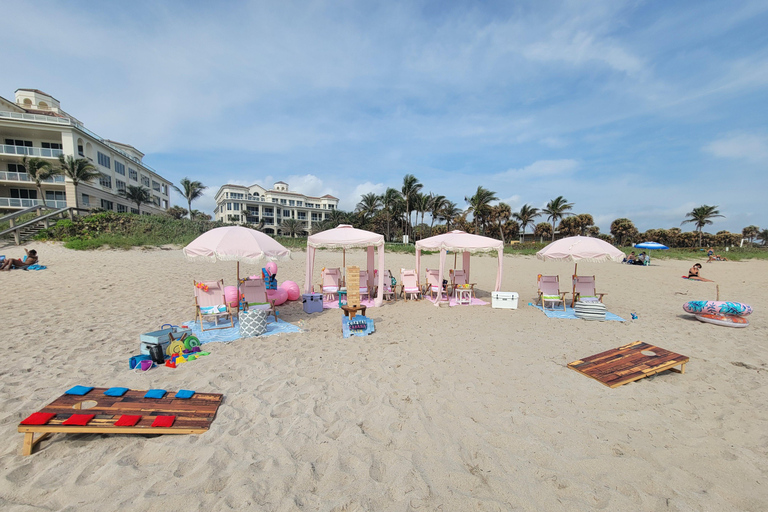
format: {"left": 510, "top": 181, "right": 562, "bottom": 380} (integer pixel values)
{"left": 3, "top": 0, "right": 767, "bottom": 234}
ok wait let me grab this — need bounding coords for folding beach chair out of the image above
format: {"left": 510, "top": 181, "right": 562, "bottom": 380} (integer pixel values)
{"left": 374, "top": 269, "right": 397, "bottom": 301}
{"left": 536, "top": 275, "right": 567, "bottom": 311}
{"left": 239, "top": 277, "right": 278, "bottom": 319}
{"left": 358, "top": 270, "right": 371, "bottom": 301}
{"left": 320, "top": 267, "right": 342, "bottom": 302}
{"left": 571, "top": 275, "right": 606, "bottom": 307}
{"left": 449, "top": 269, "right": 476, "bottom": 299}
{"left": 424, "top": 268, "right": 448, "bottom": 300}
{"left": 194, "top": 279, "right": 234, "bottom": 331}
{"left": 400, "top": 269, "right": 422, "bottom": 301}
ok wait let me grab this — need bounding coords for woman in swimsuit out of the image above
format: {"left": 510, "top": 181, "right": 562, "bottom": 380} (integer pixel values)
{"left": 688, "top": 263, "right": 702, "bottom": 278}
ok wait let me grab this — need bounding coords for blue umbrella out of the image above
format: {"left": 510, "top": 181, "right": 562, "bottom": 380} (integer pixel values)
{"left": 634, "top": 241, "right": 669, "bottom": 250}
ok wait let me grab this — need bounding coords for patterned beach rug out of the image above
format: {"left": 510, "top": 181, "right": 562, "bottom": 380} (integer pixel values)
{"left": 186, "top": 316, "right": 302, "bottom": 344}
{"left": 532, "top": 305, "right": 625, "bottom": 322}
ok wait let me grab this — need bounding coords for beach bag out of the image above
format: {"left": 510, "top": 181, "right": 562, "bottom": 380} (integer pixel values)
{"left": 574, "top": 301, "right": 607, "bottom": 321}
{"left": 239, "top": 308, "right": 269, "bottom": 337}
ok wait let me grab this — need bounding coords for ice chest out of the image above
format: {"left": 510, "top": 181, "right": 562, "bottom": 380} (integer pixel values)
{"left": 302, "top": 293, "right": 323, "bottom": 314}
{"left": 492, "top": 291, "right": 519, "bottom": 309}
{"left": 140, "top": 326, "right": 192, "bottom": 355}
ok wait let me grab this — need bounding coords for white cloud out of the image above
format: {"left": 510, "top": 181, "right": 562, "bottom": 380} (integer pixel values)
{"left": 497, "top": 159, "right": 580, "bottom": 179}
{"left": 705, "top": 133, "right": 768, "bottom": 162}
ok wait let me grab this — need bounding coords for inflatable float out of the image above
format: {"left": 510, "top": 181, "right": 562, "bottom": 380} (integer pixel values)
{"left": 695, "top": 313, "right": 749, "bottom": 328}
{"left": 683, "top": 301, "right": 752, "bottom": 316}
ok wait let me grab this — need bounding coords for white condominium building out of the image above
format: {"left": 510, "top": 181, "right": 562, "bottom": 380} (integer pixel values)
{"left": 214, "top": 181, "right": 339, "bottom": 235}
{"left": 0, "top": 88, "right": 173, "bottom": 214}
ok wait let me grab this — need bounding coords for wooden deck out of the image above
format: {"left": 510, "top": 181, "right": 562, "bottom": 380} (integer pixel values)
{"left": 568, "top": 341, "right": 689, "bottom": 388}
{"left": 18, "top": 388, "right": 223, "bottom": 455}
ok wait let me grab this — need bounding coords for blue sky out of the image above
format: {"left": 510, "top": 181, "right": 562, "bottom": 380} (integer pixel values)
{"left": 3, "top": 0, "right": 767, "bottom": 233}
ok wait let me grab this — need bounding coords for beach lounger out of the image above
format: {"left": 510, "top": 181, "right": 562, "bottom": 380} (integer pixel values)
{"left": 449, "top": 269, "right": 476, "bottom": 299}
{"left": 320, "top": 267, "right": 342, "bottom": 302}
{"left": 17, "top": 386, "right": 223, "bottom": 455}
{"left": 571, "top": 275, "right": 606, "bottom": 307}
{"left": 374, "top": 269, "right": 397, "bottom": 301}
{"left": 359, "top": 270, "right": 370, "bottom": 301}
{"left": 424, "top": 268, "right": 447, "bottom": 300}
{"left": 400, "top": 269, "right": 422, "bottom": 301}
{"left": 537, "top": 275, "right": 567, "bottom": 311}
{"left": 194, "top": 279, "right": 234, "bottom": 331}
{"left": 239, "top": 277, "right": 278, "bottom": 319}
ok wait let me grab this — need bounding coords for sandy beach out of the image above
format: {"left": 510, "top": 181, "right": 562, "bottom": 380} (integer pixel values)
{"left": 0, "top": 241, "right": 766, "bottom": 511}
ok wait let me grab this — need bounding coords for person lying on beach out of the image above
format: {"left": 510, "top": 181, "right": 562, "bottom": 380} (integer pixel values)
{"left": 688, "top": 263, "right": 702, "bottom": 278}
{"left": 623, "top": 252, "right": 635, "bottom": 264}
{"left": 0, "top": 249, "right": 37, "bottom": 271}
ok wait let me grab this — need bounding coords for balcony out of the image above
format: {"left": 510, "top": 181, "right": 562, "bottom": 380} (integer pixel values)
{"left": 0, "top": 144, "right": 64, "bottom": 159}
{"left": 0, "top": 198, "right": 67, "bottom": 209}
{"left": 0, "top": 110, "right": 72, "bottom": 126}
{"left": 0, "top": 171, "right": 65, "bottom": 183}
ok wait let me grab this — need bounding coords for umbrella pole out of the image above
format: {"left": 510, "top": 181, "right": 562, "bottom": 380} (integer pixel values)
{"left": 574, "top": 262, "right": 577, "bottom": 277}
{"left": 237, "top": 261, "right": 240, "bottom": 284}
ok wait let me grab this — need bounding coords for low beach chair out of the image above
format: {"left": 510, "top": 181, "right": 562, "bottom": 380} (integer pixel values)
{"left": 424, "top": 268, "right": 447, "bottom": 300}
{"left": 194, "top": 279, "right": 234, "bottom": 331}
{"left": 536, "top": 275, "right": 567, "bottom": 311}
{"left": 400, "top": 269, "right": 422, "bottom": 301}
{"left": 320, "top": 267, "right": 341, "bottom": 302}
{"left": 374, "top": 269, "right": 397, "bottom": 301}
{"left": 358, "top": 270, "right": 371, "bottom": 301}
{"left": 239, "top": 277, "right": 278, "bottom": 319}
{"left": 449, "top": 269, "right": 476, "bottom": 299}
{"left": 571, "top": 275, "right": 606, "bottom": 307}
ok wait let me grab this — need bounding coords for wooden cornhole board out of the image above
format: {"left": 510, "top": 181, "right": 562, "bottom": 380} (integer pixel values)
{"left": 568, "top": 341, "right": 689, "bottom": 388}
{"left": 18, "top": 388, "right": 223, "bottom": 455}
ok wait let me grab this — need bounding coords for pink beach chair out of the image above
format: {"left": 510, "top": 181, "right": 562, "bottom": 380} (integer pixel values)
{"left": 194, "top": 279, "right": 234, "bottom": 331}
{"left": 424, "top": 268, "right": 448, "bottom": 300}
{"left": 449, "top": 269, "right": 476, "bottom": 299}
{"left": 374, "top": 269, "right": 397, "bottom": 301}
{"left": 239, "top": 277, "right": 278, "bottom": 319}
{"left": 536, "top": 275, "right": 567, "bottom": 311}
{"left": 358, "top": 270, "right": 370, "bottom": 301}
{"left": 400, "top": 269, "right": 422, "bottom": 301}
{"left": 320, "top": 267, "right": 341, "bottom": 302}
{"left": 571, "top": 275, "right": 605, "bottom": 307}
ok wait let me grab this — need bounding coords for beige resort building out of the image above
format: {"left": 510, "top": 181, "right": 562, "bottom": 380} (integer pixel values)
{"left": 214, "top": 181, "right": 339, "bottom": 235}
{"left": 0, "top": 88, "right": 172, "bottom": 215}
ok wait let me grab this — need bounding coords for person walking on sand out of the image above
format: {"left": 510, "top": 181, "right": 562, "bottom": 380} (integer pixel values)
{"left": 0, "top": 248, "right": 37, "bottom": 271}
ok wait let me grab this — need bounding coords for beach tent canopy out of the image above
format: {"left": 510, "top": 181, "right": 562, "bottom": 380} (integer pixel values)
{"left": 536, "top": 235, "right": 624, "bottom": 274}
{"left": 415, "top": 230, "right": 504, "bottom": 298}
{"left": 183, "top": 225, "right": 291, "bottom": 282}
{"left": 634, "top": 241, "right": 669, "bottom": 250}
{"left": 304, "top": 224, "right": 385, "bottom": 307}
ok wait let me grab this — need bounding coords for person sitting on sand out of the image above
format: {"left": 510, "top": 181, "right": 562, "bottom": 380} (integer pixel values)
{"left": 635, "top": 252, "right": 648, "bottom": 265}
{"left": 707, "top": 247, "right": 715, "bottom": 262}
{"left": 623, "top": 251, "right": 636, "bottom": 264}
{"left": 0, "top": 248, "right": 37, "bottom": 271}
{"left": 688, "top": 263, "right": 702, "bottom": 278}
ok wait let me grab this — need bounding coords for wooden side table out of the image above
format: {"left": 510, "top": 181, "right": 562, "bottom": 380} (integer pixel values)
{"left": 340, "top": 304, "right": 367, "bottom": 319}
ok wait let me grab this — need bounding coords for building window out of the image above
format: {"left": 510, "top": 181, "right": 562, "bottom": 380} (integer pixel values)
{"left": 114, "top": 161, "right": 125, "bottom": 175}
{"left": 78, "top": 144, "right": 84, "bottom": 156}
{"left": 227, "top": 202, "right": 232, "bottom": 211}
{"left": 5, "top": 139, "right": 32, "bottom": 147}
{"left": 81, "top": 193, "right": 90, "bottom": 206}
{"left": 10, "top": 188, "right": 37, "bottom": 199}
{"left": 128, "top": 168, "right": 137, "bottom": 181}
{"left": 328, "top": 205, "right": 335, "bottom": 210}
{"left": 41, "top": 142, "right": 63, "bottom": 150}
{"left": 99, "top": 173, "right": 112, "bottom": 188}
{"left": 7, "top": 163, "right": 24, "bottom": 173}
{"left": 311, "top": 213, "right": 319, "bottom": 221}
{"left": 280, "top": 199, "right": 286, "bottom": 205}
{"left": 283, "top": 209, "right": 290, "bottom": 217}
{"left": 45, "top": 190, "right": 65, "bottom": 201}
{"left": 272, "top": 198, "right": 278, "bottom": 203}
{"left": 141, "top": 175, "right": 150, "bottom": 187}
{"left": 263, "top": 207, "right": 273, "bottom": 215}
{"left": 162, "top": 184, "right": 168, "bottom": 195}
{"left": 162, "top": 199, "right": 168, "bottom": 209}
{"left": 289, "top": 200, "right": 295, "bottom": 206}
{"left": 116, "top": 179, "right": 126, "bottom": 192}
{"left": 306, "top": 202, "right": 313, "bottom": 208}
{"left": 101, "top": 199, "right": 114, "bottom": 210}
{"left": 152, "top": 180, "right": 161, "bottom": 192}
{"left": 152, "top": 195, "right": 160, "bottom": 206}
{"left": 233, "top": 203, "right": 240, "bottom": 211}
{"left": 131, "top": 207, "right": 139, "bottom": 214}
{"left": 297, "top": 201, "right": 303, "bottom": 207}
{"left": 297, "top": 212, "right": 306, "bottom": 220}
{"left": 97, "top": 152, "right": 111, "bottom": 168}
{"left": 117, "top": 204, "right": 127, "bottom": 213}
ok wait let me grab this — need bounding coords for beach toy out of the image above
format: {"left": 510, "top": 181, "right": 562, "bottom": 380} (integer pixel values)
{"left": 166, "top": 339, "right": 186, "bottom": 357}
{"left": 683, "top": 300, "right": 752, "bottom": 316}
{"left": 267, "top": 287, "right": 289, "bottom": 305}
{"left": 281, "top": 280, "right": 301, "bottom": 301}
{"left": 195, "top": 282, "right": 209, "bottom": 292}
{"left": 183, "top": 336, "right": 201, "bottom": 350}
{"left": 265, "top": 261, "right": 278, "bottom": 276}
{"left": 165, "top": 360, "right": 176, "bottom": 368}
{"left": 695, "top": 313, "right": 749, "bottom": 328}
{"left": 224, "top": 286, "right": 239, "bottom": 307}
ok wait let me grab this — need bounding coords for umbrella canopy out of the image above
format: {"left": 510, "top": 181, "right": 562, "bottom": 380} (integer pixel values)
{"left": 634, "top": 241, "right": 669, "bottom": 250}
{"left": 304, "top": 225, "right": 385, "bottom": 306}
{"left": 415, "top": 230, "right": 504, "bottom": 299}
{"left": 183, "top": 226, "right": 292, "bottom": 282}
{"left": 536, "top": 235, "right": 624, "bottom": 275}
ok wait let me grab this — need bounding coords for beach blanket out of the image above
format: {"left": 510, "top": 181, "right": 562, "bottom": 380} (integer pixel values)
{"left": 428, "top": 296, "right": 489, "bottom": 307}
{"left": 532, "top": 304, "right": 625, "bottom": 322}
{"left": 682, "top": 276, "right": 713, "bottom": 282}
{"left": 323, "top": 297, "right": 378, "bottom": 309}
{"left": 186, "top": 316, "right": 301, "bottom": 344}
{"left": 25, "top": 264, "right": 46, "bottom": 270}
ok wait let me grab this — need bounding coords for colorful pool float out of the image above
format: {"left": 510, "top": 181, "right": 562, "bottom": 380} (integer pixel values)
{"left": 695, "top": 313, "right": 749, "bottom": 328}
{"left": 683, "top": 301, "right": 752, "bottom": 316}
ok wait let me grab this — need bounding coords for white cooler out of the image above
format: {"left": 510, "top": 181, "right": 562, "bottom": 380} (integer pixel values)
{"left": 492, "top": 291, "right": 519, "bottom": 309}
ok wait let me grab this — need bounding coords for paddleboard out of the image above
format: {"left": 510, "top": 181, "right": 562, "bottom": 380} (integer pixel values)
{"left": 695, "top": 313, "right": 749, "bottom": 328}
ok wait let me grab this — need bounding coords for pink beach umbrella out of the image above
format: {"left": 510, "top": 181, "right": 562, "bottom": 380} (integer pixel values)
{"left": 183, "top": 226, "right": 291, "bottom": 282}
{"left": 536, "top": 235, "right": 624, "bottom": 275}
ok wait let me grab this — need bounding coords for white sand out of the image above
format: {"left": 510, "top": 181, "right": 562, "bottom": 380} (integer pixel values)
{"left": 0, "top": 241, "right": 766, "bottom": 511}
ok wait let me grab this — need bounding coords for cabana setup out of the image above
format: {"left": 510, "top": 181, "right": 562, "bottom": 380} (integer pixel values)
{"left": 415, "top": 230, "right": 504, "bottom": 305}
{"left": 304, "top": 225, "right": 385, "bottom": 307}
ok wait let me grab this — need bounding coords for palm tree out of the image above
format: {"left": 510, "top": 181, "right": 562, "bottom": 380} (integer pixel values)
{"left": 757, "top": 228, "right": 768, "bottom": 246}
{"left": 492, "top": 203, "right": 512, "bottom": 244}
{"left": 542, "top": 196, "right": 574, "bottom": 241}
{"left": 56, "top": 155, "right": 100, "bottom": 210}
{"left": 742, "top": 225, "right": 760, "bottom": 244}
{"left": 380, "top": 187, "right": 402, "bottom": 242}
{"left": 465, "top": 186, "right": 498, "bottom": 235}
{"left": 534, "top": 222, "right": 552, "bottom": 242}
{"left": 429, "top": 194, "right": 448, "bottom": 234}
{"left": 682, "top": 205, "right": 724, "bottom": 247}
{"left": 121, "top": 185, "right": 153, "bottom": 214}
{"left": 355, "top": 192, "right": 381, "bottom": 221}
{"left": 513, "top": 204, "right": 540, "bottom": 242}
{"left": 415, "top": 192, "right": 432, "bottom": 239}
{"left": 439, "top": 201, "right": 462, "bottom": 231}
{"left": 173, "top": 178, "right": 207, "bottom": 219}
{"left": 280, "top": 218, "right": 304, "bottom": 237}
{"left": 20, "top": 156, "right": 60, "bottom": 208}
{"left": 610, "top": 218, "right": 639, "bottom": 246}
{"left": 401, "top": 174, "right": 423, "bottom": 241}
